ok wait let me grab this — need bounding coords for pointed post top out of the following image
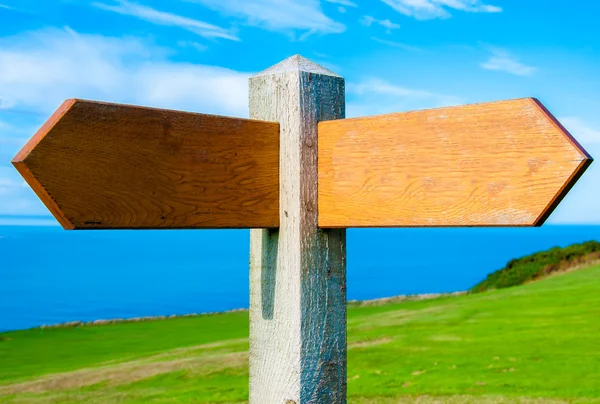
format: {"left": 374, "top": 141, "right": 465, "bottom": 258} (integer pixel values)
{"left": 252, "top": 54, "right": 341, "bottom": 78}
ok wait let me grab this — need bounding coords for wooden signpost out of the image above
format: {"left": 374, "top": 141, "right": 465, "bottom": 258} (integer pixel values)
{"left": 12, "top": 55, "right": 592, "bottom": 403}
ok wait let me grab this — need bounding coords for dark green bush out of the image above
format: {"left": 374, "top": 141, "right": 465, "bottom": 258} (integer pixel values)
{"left": 471, "top": 240, "right": 600, "bottom": 293}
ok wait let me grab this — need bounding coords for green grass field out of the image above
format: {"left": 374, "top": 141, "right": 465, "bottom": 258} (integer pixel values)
{"left": 1, "top": 265, "right": 600, "bottom": 403}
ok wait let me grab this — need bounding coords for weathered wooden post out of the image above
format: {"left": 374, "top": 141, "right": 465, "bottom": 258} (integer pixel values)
{"left": 249, "top": 55, "right": 347, "bottom": 403}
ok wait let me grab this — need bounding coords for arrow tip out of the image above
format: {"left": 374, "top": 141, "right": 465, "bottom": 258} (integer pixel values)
{"left": 530, "top": 98, "right": 593, "bottom": 226}
{"left": 11, "top": 99, "right": 78, "bottom": 230}
{"left": 530, "top": 98, "right": 592, "bottom": 161}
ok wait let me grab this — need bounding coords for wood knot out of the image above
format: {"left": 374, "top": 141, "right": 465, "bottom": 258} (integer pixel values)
{"left": 286, "top": 401, "right": 297, "bottom": 404}
{"left": 305, "top": 138, "right": 314, "bottom": 148}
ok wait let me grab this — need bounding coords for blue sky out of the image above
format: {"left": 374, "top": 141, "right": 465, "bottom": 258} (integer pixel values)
{"left": 0, "top": 0, "right": 598, "bottom": 225}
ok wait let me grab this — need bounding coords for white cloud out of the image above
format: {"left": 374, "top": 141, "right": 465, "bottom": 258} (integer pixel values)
{"left": 559, "top": 117, "right": 600, "bottom": 147}
{"left": 188, "top": 0, "right": 345, "bottom": 38}
{"left": 360, "top": 16, "right": 400, "bottom": 33}
{"left": 0, "top": 177, "right": 26, "bottom": 188}
{"left": 325, "top": 0, "right": 358, "bottom": 6}
{"left": 177, "top": 40, "right": 209, "bottom": 52}
{"left": 547, "top": 144, "right": 599, "bottom": 224}
{"left": 0, "top": 125, "right": 48, "bottom": 218}
{"left": 0, "top": 217, "right": 59, "bottom": 226}
{"left": 370, "top": 37, "right": 424, "bottom": 52}
{"left": 480, "top": 48, "right": 537, "bottom": 76}
{"left": 0, "top": 117, "right": 38, "bottom": 165}
{"left": 0, "top": 3, "right": 28, "bottom": 13}
{"left": 347, "top": 78, "right": 461, "bottom": 117}
{"left": 0, "top": 27, "right": 250, "bottom": 117}
{"left": 0, "top": 27, "right": 255, "bottom": 218}
{"left": 0, "top": 166, "right": 49, "bottom": 216}
{"left": 553, "top": 118, "right": 599, "bottom": 222}
{"left": 0, "top": 97, "right": 14, "bottom": 109}
{"left": 382, "top": 0, "right": 501, "bottom": 20}
{"left": 92, "top": 0, "right": 239, "bottom": 41}
{"left": 349, "top": 78, "right": 457, "bottom": 100}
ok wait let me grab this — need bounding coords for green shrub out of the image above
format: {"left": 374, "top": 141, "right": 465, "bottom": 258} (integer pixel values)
{"left": 471, "top": 240, "right": 600, "bottom": 293}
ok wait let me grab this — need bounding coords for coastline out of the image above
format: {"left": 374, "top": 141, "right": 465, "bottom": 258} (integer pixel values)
{"left": 28, "top": 291, "right": 467, "bottom": 331}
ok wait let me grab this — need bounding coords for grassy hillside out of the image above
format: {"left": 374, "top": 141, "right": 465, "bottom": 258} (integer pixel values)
{"left": 1, "top": 265, "right": 600, "bottom": 403}
{"left": 471, "top": 240, "right": 600, "bottom": 293}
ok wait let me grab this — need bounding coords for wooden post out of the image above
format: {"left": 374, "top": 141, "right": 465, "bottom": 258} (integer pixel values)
{"left": 249, "top": 55, "right": 347, "bottom": 403}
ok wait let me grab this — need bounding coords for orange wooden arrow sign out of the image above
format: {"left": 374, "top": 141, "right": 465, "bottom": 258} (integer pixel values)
{"left": 12, "top": 99, "right": 280, "bottom": 229}
{"left": 318, "top": 98, "right": 592, "bottom": 227}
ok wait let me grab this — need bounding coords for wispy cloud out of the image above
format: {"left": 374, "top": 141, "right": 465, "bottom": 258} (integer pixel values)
{"left": 480, "top": 48, "right": 537, "bottom": 76}
{"left": 546, "top": 117, "right": 599, "bottom": 224}
{"left": 347, "top": 78, "right": 461, "bottom": 117}
{"left": 349, "top": 79, "right": 458, "bottom": 100}
{"left": 325, "top": 0, "right": 358, "bottom": 6}
{"left": 177, "top": 40, "right": 209, "bottom": 52}
{"left": 0, "top": 3, "right": 26, "bottom": 13}
{"left": 0, "top": 27, "right": 256, "bottom": 218}
{"left": 548, "top": 116, "right": 599, "bottom": 223}
{"left": 92, "top": 0, "right": 239, "bottom": 41}
{"left": 370, "top": 37, "right": 424, "bottom": 52}
{"left": 382, "top": 0, "right": 501, "bottom": 20}
{"left": 0, "top": 176, "right": 26, "bottom": 189}
{"left": 188, "top": 0, "right": 345, "bottom": 38}
{"left": 0, "top": 216, "right": 59, "bottom": 226}
{"left": 0, "top": 166, "right": 49, "bottom": 216}
{"left": 560, "top": 117, "right": 600, "bottom": 146}
{"left": 360, "top": 16, "right": 400, "bottom": 33}
{"left": 0, "top": 27, "right": 250, "bottom": 116}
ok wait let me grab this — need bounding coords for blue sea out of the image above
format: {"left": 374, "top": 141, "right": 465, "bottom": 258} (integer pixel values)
{"left": 1, "top": 225, "right": 599, "bottom": 332}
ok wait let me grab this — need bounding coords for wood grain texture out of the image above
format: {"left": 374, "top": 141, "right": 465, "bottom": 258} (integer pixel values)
{"left": 318, "top": 98, "right": 592, "bottom": 228}
{"left": 12, "top": 99, "right": 279, "bottom": 229}
{"left": 249, "top": 55, "right": 347, "bottom": 403}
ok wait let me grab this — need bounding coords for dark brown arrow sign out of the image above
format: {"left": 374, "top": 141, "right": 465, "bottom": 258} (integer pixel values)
{"left": 12, "top": 99, "right": 280, "bottom": 229}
